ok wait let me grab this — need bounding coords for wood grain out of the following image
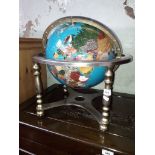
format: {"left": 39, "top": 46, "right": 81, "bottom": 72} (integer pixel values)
{"left": 19, "top": 38, "right": 47, "bottom": 103}
{"left": 19, "top": 84, "right": 135, "bottom": 155}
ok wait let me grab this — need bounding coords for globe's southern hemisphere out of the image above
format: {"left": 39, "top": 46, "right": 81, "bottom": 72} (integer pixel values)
{"left": 46, "top": 22, "right": 116, "bottom": 88}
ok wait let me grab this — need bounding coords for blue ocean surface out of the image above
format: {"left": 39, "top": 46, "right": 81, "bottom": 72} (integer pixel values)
{"left": 46, "top": 22, "right": 83, "bottom": 59}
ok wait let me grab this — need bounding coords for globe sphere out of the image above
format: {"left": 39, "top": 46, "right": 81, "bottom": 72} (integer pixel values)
{"left": 46, "top": 21, "right": 116, "bottom": 88}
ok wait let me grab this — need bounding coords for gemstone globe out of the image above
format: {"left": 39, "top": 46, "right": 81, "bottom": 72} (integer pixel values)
{"left": 46, "top": 22, "right": 116, "bottom": 88}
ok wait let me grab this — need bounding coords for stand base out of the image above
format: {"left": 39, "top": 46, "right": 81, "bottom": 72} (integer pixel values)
{"left": 41, "top": 87, "right": 106, "bottom": 130}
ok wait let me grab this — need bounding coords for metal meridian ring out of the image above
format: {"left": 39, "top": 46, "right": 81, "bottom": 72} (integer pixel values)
{"left": 42, "top": 16, "right": 123, "bottom": 57}
{"left": 33, "top": 54, "right": 133, "bottom": 67}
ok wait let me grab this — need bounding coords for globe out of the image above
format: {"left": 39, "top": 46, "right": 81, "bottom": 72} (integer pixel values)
{"left": 45, "top": 20, "right": 116, "bottom": 89}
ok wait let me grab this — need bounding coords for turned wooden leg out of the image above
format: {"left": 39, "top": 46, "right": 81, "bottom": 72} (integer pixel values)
{"left": 100, "top": 67, "right": 114, "bottom": 132}
{"left": 33, "top": 63, "right": 44, "bottom": 117}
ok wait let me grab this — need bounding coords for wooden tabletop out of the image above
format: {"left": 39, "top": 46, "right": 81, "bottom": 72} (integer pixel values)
{"left": 19, "top": 84, "right": 135, "bottom": 155}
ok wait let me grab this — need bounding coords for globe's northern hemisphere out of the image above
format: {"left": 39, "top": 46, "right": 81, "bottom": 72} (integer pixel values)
{"left": 46, "top": 22, "right": 116, "bottom": 88}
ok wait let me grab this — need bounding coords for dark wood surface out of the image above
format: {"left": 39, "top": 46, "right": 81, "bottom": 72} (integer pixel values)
{"left": 19, "top": 84, "right": 135, "bottom": 155}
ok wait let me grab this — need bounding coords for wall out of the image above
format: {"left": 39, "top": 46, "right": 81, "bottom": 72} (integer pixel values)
{"left": 19, "top": 0, "right": 135, "bottom": 94}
